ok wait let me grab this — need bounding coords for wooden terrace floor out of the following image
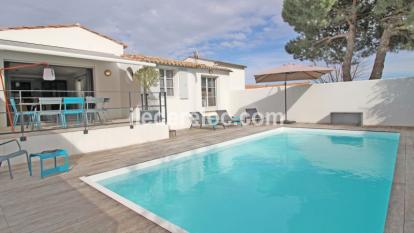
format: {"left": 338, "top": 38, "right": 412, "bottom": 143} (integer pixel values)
{"left": 0, "top": 124, "right": 413, "bottom": 233}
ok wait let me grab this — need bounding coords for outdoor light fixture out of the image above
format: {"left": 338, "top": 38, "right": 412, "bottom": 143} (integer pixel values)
{"left": 104, "top": 69, "right": 112, "bottom": 77}
{"left": 43, "top": 67, "right": 56, "bottom": 81}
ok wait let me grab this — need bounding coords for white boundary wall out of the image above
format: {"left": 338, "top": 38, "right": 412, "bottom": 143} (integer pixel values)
{"left": 0, "top": 123, "right": 169, "bottom": 164}
{"left": 229, "top": 78, "right": 414, "bottom": 127}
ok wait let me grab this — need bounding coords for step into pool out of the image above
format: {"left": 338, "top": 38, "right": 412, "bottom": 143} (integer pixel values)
{"left": 81, "top": 127, "right": 400, "bottom": 233}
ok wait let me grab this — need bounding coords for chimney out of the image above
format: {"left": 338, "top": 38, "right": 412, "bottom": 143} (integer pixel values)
{"left": 193, "top": 49, "right": 199, "bottom": 60}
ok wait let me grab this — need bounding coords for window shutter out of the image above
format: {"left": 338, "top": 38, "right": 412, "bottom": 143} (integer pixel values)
{"left": 179, "top": 72, "right": 189, "bottom": 99}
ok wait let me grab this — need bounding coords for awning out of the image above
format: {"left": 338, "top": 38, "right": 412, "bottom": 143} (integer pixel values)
{"left": 0, "top": 39, "right": 155, "bottom": 67}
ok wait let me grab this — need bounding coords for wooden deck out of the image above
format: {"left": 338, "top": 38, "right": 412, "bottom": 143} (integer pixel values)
{"left": 0, "top": 124, "right": 413, "bottom": 233}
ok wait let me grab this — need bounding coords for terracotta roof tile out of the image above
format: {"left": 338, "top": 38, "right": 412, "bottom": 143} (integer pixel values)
{"left": 187, "top": 56, "right": 246, "bottom": 69}
{"left": 0, "top": 23, "right": 128, "bottom": 48}
{"left": 123, "top": 54, "right": 231, "bottom": 72}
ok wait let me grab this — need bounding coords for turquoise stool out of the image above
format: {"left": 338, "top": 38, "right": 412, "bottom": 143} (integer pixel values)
{"left": 29, "top": 149, "right": 69, "bottom": 178}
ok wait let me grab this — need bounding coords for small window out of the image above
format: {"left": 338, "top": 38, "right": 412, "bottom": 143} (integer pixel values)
{"left": 201, "top": 76, "right": 216, "bottom": 107}
{"left": 159, "top": 69, "right": 174, "bottom": 96}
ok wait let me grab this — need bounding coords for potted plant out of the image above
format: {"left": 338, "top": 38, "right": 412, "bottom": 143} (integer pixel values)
{"left": 133, "top": 67, "right": 160, "bottom": 122}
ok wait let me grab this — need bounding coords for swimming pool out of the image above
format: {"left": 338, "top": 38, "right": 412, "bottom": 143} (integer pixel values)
{"left": 81, "top": 127, "right": 400, "bottom": 233}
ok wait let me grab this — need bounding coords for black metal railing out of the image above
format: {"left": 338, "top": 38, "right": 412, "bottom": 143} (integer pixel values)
{"left": 140, "top": 92, "right": 168, "bottom": 123}
{"left": 0, "top": 89, "right": 167, "bottom": 141}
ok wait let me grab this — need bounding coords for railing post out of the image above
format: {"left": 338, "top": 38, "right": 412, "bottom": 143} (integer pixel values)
{"left": 159, "top": 92, "right": 162, "bottom": 122}
{"left": 163, "top": 92, "right": 167, "bottom": 124}
{"left": 145, "top": 93, "right": 149, "bottom": 110}
{"left": 19, "top": 90, "right": 26, "bottom": 141}
{"left": 83, "top": 91, "right": 88, "bottom": 134}
{"left": 140, "top": 93, "right": 144, "bottom": 110}
{"left": 129, "top": 91, "right": 133, "bottom": 129}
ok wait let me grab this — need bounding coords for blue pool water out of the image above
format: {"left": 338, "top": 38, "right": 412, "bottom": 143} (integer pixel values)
{"left": 98, "top": 128, "right": 400, "bottom": 233}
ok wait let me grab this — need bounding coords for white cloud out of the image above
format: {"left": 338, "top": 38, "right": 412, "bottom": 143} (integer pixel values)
{"left": 240, "top": 51, "right": 302, "bottom": 83}
{"left": 0, "top": 0, "right": 286, "bottom": 57}
{"left": 2, "top": 0, "right": 412, "bottom": 82}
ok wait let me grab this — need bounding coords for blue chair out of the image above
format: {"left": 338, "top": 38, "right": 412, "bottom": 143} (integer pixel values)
{"left": 85, "top": 96, "right": 108, "bottom": 124}
{"left": 62, "top": 97, "right": 85, "bottom": 128}
{"left": 38, "top": 97, "right": 64, "bottom": 128}
{"left": 9, "top": 98, "right": 38, "bottom": 128}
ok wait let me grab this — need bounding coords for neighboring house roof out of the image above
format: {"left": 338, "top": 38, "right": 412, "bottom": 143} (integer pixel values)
{"left": 246, "top": 82, "right": 310, "bottom": 89}
{"left": 123, "top": 54, "right": 232, "bottom": 72}
{"left": 186, "top": 56, "right": 247, "bottom": 69}
{"left": 0, "top": 23, "right": 128, "bottom": 48}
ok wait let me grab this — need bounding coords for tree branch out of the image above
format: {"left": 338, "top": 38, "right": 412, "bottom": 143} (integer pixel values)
{"left": 314, "top": 33, "right": 347, "bottom": 46}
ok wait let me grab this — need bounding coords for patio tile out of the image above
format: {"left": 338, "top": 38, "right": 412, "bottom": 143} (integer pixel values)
{"left": 407, "top": 151, "right": 414, "bottom": 183}
{"left": 404, "top": 220, "right": 414, "bottom": 233}
{"left": 393, "top": 144, "right": 406, "bottom": 184}
{"left": 406, "top": 194, "right": 414, "bottom": 223}
{"left": 385, "top": 183, "right": 405, "bottom": 233}
{"left": 0, "top": 206, "right": 10, "bottom": 233}
{"left": 406, "top": 136, "right": 414, "bottom": 150}
{"left": 405, "top": 170, "right": 414, "bottom": 221}
{"left": 405, "top": 147, "right": 414, "bottom": 223}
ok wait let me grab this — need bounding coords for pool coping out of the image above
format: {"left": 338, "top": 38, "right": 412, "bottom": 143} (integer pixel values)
{"left": 80, "top": 127, "right": 400, "bottom": 233}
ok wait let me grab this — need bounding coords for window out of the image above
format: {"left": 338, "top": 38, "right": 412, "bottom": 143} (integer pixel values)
{"left": 159, "top": 69, "right": 174, "bottom": 96}
{"left": 201, "top": 76, "right": 216, "bottom": 107}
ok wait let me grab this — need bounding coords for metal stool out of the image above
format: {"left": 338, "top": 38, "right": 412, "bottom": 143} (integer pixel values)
{"left": 29, "top": 149, "right": 69, "bottom": 178}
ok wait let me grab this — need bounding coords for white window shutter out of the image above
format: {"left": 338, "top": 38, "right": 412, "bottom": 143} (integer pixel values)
{"left": 179, "top": 72, "right": 189, "bottom": 99}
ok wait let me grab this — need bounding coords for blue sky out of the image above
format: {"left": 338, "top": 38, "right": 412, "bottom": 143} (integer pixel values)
{"left": 1, "top": 0, "right": 413, "bottom": 83}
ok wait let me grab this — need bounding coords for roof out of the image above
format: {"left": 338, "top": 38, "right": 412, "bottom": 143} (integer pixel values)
{"left": 0, "top": 23, "right": 128, "bottom": 48}
{"left": 186, "top": 56, "right": 246, "bottom": 69}
{"left": 123, "top": 54, "right": 232, "bottom": 72}
{"left": 246, "top": 82, "right": 310, "bottom": 89}
{"left": 0, "top": 39, "right": 153, "bottom": 66}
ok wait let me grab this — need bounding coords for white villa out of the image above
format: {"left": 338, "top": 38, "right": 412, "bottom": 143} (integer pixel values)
{"left": 0, "top": 21, "right": 413, "bottom": 233}
{"left": 0, "top": 12, "right": 414, "bottom": 233}
{"left": 0, "top": 23, "right": 246, "bottom": 130}
{"left": 0, "top": 24, "right": 249, "bottom": 159}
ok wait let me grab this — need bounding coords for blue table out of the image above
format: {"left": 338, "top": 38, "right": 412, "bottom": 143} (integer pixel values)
{"left": 29, "top": 149, "right": 69, "bottom": 178}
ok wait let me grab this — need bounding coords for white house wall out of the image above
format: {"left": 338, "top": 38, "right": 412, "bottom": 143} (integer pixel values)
{"left": 0, "top": 27, "right": 124, "bottom": 55}
{"left": 218, "top": 68, "right": 245, "bottom": 111}
{"left": 160, "top": 68, "right": 196, "bottom": 130}
{"left": 159, "top": 67, "right": 244, "bottom": 130}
